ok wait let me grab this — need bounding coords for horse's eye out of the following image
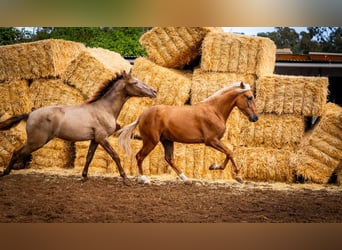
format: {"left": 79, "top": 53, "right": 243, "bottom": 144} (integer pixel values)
{"left": 247, "top": 96, "right": 253, "bottom": 101}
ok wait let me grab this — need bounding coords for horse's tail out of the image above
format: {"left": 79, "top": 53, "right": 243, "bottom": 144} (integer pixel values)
{"left": 116, "top": 119, "right": 139, "bottom": 155}
{"left": 0, "top": 113, "right": 29, "bottom": 131}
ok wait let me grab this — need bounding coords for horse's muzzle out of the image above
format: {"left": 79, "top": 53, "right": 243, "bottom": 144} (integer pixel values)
{"left": 149, "top": 89, "right": 157, "bottom": 98}
{"left": 249, "top": 114, "right": 259, "bottom": 122}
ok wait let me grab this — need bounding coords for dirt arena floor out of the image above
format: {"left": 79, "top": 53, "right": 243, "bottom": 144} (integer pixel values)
{"left": 0, "top": 168, "right": 341, "bottom": 223}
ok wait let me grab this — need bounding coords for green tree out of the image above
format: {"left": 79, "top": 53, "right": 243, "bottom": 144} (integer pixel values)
{"left": 0, "top": 27, "right": 148, "bottom": 57}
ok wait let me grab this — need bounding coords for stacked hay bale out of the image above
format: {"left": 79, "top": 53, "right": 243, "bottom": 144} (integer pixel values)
{"left": 0, "top": 39, "right": 133, "bottom": 176}
{"left": 0, "top": 39, "right": 85, "bottom": 171}
{"left": 289, "top": 103, "right": 342, "bottom": 184}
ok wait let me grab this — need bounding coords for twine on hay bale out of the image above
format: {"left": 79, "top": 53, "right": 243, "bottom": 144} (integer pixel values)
{"left": 0, "top": 114, "right": 27, "bottom": 169}
{"left": 255, "top": 74, "right": 329, "bottom": 116}
{"left": 201, "top": 32, "right": 276, "bottom": 76}
{"left": 290, "top": 103, "right": 342, "bottom": 184}
{"left": 140, "top": 27, "right": 222, "bottom": 69}
{"left": 0, "top": 39, "right": 85, "bottom": 81}
{"left": 233, "top": 147, "right": 294, "bottom": 182}
{"left": 0, "top": 80, "right": 32, "bottom": 116}
{"left": 191, "top": 68, "right": 256, "bottom": 104}
{"left": 62, "top": 47, "right": 132, "bottom": 98}
{"left": 226, "top": 108, "right": 304, "bottom": 150}
{"left": 29, "top": 78, "right": 85, "bottom": 108}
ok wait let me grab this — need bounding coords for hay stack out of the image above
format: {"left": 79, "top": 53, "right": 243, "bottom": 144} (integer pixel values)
{"left": 191, "top": 68, "right": 256, "bottom": 104}
{"left": 256, "top": 74, "right": 329, "bottom": 116}
{"left": 233, "top": 147, "right": 293, "bottom": 182}
{"left": 29, "top": 78, "right": 84, "bottom": 108}
{"left": 30, "top": 138, "right": 74, "bottom": 169}
{"left": 62, "top": 47, "right": 132, "bottom": 98}
{"left": 140, "top": 27, "right": 222, "bottom": 69}
{"left": 118, "top": 57, "right": 192, "bottom": 125}
{"left": 226, "top": 108, "right": 304, "bottom": 150}
{"left": 0, "top": 114, "right": 27, "bottom": 169}
{"left": 0, "top": 80, "right": 32, "bottom": 116}
{"left": 290, "top": 103, "right": 342, "bottom": 184}
{"left": 0, "top": 39, "right": 85, "bottom": 81}
{"left": 201, "top": 32, "right": 276, "bottom": 76}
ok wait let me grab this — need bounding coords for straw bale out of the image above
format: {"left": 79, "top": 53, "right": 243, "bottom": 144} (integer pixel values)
{"left": 118, "top": 57, "right": 192, "bottom": 125}
{"left": 191, "top": 68, "right": 256, "bottom": 104}
{"left": 290, "top": 103, "right": 342, "bottom": 183}
{"left": 62, "top": 47, "right": 132, "bottom": 98}
{"left": 255, "top": 74, "right": 329, "bottom": 116}
{"left": 226, "top": 109, "right": 305, "bottom": 150}
{"left": 30, "top": 138, "right": 74, "bottom": 169}
{"left": 0, "top": 39, "right": 85, "bottom": 81}
{"left": 140, "top": 27, "right": 222, "bottom": 69}
{"left": 232, "top": 147, "right": 293, "bottom": 182}
{"left": 29, "top": 78, "right": 84, "bottom": 108}
{"left": 201, "top": 32, "right": 276, "bottom": 76}
{"left": 0, "top": 80, "right": 32, "bottom": 116}
{"left": 0, "top": 114, "right": 26, "bottom": 169}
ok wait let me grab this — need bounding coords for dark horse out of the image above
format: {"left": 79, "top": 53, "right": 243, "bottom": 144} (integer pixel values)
{"left": 0, "top": 71, "right": 157, "bottom": 185}
{"left": 117, "top": 82, "right": 258, "bottom": 184}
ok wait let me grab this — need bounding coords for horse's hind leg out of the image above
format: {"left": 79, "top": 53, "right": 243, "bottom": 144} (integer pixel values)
{"left": 1, "top": 143, "right": 40, "bottom": 176}
{"left": 81, "top": 140, "right": 98, "bottom": 178}
{"left": 135, "top": 140, "right": 158, "bottom": 184}
{"left": 160, "top": 138, "right": 191, "bottom": 185}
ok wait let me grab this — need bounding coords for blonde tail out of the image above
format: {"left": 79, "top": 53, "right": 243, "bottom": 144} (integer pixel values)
{"left": 116, "top": 119, "right": 139, "bottom": 155}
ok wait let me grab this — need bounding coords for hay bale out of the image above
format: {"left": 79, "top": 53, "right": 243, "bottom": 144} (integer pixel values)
{"left": 290, "top": 103, "right": 342, "bottom": 184}
{"left": 30, "top": 138, "right": 75, "bottom": 169}
{"left": 118, "top": 57, "right": 192, "bottom": 125}
{"left": 140, "top": 27, "right": 222, "bottom": 69}
{"left": 233, "top": 147, "right": 293, "bottom": 182}
{"left": 0, "top": 39, "right": 85, "bottom": 81}
{"left": 256, "top": 74, "right": 329, "bottom": 116}
{"left": 62, "top": 47, "right": 132, "bottom": 98}
{"left": 29, "top": 78, "right": 84, "bottom": 108}
{"left": 0, "top": 114, "right": 26, "bottom": 169}
{"left": 226, "top": 108, "right": 304, "bottom": 150}
{"left": 201, "top": 32, "right": 276, "bottom": 76}
{"left": 0, "top": 80, "right": 32, "bottom": 116}
{"left": 191, "top": 68, "right": 256, "bottom": 104}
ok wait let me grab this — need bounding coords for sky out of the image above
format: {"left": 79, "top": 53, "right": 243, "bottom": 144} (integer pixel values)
{"left": 223, "top": 27, "right": 307, "bottom": 36}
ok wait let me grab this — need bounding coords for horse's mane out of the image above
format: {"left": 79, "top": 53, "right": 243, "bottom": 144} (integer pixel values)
{"left": 201, "top": 82, "right": 251, "bottom": 102}
{"left": 86, "top": 74, "right": 124, "bottom": 103}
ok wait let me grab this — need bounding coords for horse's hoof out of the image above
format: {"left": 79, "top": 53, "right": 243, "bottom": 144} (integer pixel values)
{"left": 209, "top": 163, "right": 219, "bottom": 170}
{"left": 123, "top": 178, "right": 131, "bottom": 186}
{"left": 138, "top": 175, "right": 151, "bottom": 185}
{"left": 235, "top": 176, "right": 244, "bottom": 184}
{"left": 184, "top": 179, "right": 192, "bottom": 185}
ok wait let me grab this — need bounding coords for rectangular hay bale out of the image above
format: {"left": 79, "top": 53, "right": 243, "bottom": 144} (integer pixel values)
{"left": 255, "top": 74, "right": 329, "bottom": 116}
{"left": 62, "top": 47, "right": 132, "bottom": 98}
{"left": 290, "top": 103, "right": 342, "bottom": 184}
{"left": 191, "top": 68, "right": 256, "bottom": 104}
{"left": 0, "top": 39, "right": 85, "bottom": 81}
{"left": 201, "top": 32, "right": 276, "bottom": 76}
{"left": 140, "top": 27, "right": 222, "bottom": 69}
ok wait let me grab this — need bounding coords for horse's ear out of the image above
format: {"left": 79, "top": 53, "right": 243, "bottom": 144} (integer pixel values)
{"left": 122, "top": 70, "right": 129, "bottom": 79}
{"left": 240, "top": 81, "right": 245, "bottom": 89}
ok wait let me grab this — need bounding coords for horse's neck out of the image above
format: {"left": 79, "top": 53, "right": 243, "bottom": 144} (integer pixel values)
{"left": 98, "top": 89, "right": 128, "bottom": 119}
{"left": 208, "top": 90, "right": 238, "bottom": 121}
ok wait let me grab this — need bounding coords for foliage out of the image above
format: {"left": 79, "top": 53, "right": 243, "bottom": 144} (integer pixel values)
{"left": 258, "top": 27, "right": 342, "bottom": 54}
{"left": 0, "top": 27, "right": 149, "bottom": 56}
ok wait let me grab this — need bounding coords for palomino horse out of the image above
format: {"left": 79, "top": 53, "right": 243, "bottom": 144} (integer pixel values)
{"left": 0, "top": 71, "right": 157, "bottom": 185}
{"left": 117, "top": 82, "right": 258, "bottom": 184}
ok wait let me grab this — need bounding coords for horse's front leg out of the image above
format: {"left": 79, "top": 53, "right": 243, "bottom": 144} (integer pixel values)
{"left": 82, "top": 140, "right": 98, "bottom": 178}
{"left": 206, "top": 138, "right": 243, "bottom": 183}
